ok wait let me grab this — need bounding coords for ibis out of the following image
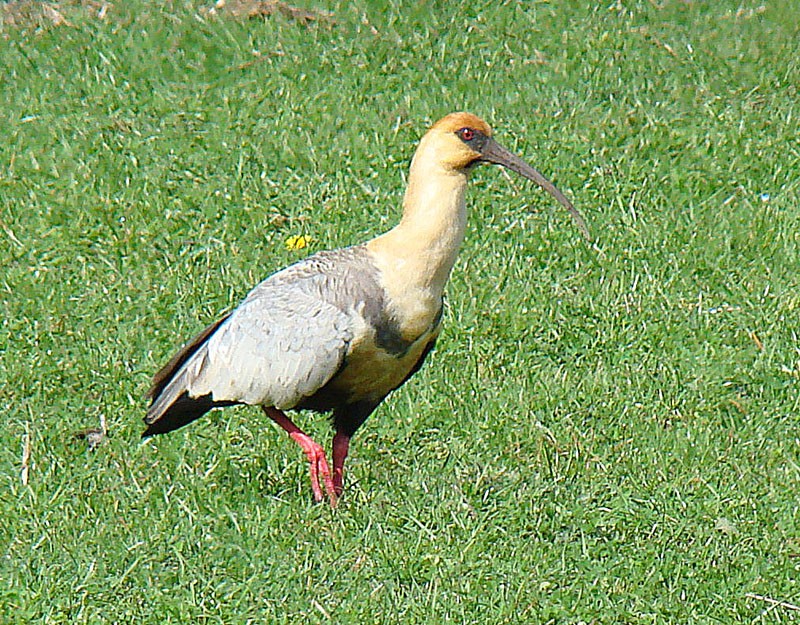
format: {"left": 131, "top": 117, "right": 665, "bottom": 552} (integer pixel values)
{"left": 143, "top": 112, "right": 589, "bottom": 506}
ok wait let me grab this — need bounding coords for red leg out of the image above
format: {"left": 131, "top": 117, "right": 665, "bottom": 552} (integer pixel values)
{"left": 332, "top": 432, "right": 351, "bottom": 497}
{"left": 262, "top": 406, "right": 337, "bottom": 507}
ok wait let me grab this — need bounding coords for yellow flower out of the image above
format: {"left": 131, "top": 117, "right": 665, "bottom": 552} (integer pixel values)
{"left": 285, "top": 234, "right": 312, "bottom": 251}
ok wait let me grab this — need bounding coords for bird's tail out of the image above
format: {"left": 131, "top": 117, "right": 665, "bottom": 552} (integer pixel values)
{"left": 143, "top": 313, "right": 236, "bottom": 437}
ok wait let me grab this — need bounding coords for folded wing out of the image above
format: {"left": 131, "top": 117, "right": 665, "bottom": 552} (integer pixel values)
{"left": 143, "top": 260, "right": 355, "bottom": 436}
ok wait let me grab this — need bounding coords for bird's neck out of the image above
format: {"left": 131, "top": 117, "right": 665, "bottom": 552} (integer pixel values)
{"left": 364, "top": 150, "right": 469, "bottom": 341}
{"left": 368, "top": 156, "right": 468, "bottom": 301}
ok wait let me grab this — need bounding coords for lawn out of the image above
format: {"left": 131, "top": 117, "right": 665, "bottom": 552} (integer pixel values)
{"left": 1, "top": 0, "right": 799, "bottom": 622}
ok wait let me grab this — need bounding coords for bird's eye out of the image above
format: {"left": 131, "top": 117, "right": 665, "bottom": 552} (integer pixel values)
{"left": 458, "top": 127, "right": 475, "bottom": 142}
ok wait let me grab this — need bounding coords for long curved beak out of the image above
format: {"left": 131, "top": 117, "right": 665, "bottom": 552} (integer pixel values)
{"left": 479, "top": 138, "right": 591, "bottom": 241}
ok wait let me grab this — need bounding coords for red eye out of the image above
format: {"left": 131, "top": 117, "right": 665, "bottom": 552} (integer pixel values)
{"left": 459, "top": 127, "right": 475, "bottom": 142}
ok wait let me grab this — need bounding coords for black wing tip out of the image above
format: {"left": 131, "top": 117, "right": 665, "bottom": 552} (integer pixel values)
{"left": 141, "top": 393, "right": 239, "bottom": 438}
{"left": 141, "top": 416, "right": 170, "bottom": 438}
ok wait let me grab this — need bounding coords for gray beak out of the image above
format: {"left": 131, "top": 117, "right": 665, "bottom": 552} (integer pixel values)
{"left": 479, "top": 138, "right": 591, "bottom": 241}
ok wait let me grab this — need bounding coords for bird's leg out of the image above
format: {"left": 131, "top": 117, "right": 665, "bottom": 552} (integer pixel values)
{"left": 332, "top": 432, "right": 351, "bottom": 497}
{"left": 262, "top": 406, "right": 337, "bottom": 507}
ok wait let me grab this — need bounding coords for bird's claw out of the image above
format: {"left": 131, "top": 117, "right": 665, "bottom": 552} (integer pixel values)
{"left": 290, "top": 432, "right": 338, "bottom": 507}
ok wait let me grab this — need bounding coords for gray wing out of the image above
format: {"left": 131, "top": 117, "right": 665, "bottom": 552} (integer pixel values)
{"left": 146, "top": 258, "right": 356, "bottom": 425}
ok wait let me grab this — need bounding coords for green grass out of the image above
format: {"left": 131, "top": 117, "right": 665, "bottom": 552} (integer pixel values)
{"left": 2, "top": 0, "right": 799, "bottom": 622}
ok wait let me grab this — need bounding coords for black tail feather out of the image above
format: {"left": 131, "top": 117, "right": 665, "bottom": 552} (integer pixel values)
{"left": 142, "top": 392, "right": 238, "bottom": 437}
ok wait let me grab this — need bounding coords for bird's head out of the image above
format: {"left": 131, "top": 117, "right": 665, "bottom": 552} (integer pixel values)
{"left": 421, "top": 112, "right": 590, "bottom": 240}
{"left": 426, "top": 112, "right": 496, "bottom": 171}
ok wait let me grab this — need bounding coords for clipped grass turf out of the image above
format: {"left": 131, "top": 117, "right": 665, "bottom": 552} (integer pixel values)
{"left": 1, "top": 1, "right": 799, "bottom": 622}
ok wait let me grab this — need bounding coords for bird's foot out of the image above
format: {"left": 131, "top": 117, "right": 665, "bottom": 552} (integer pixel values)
{"left": 288, "top": 431, "right": 337, "bottom": 507}
{"left": 262, "top": 406, "right": 338, "bottom": 507}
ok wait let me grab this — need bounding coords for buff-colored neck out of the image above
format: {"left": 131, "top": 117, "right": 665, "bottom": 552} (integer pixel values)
{"left": 367, "top": 134, "right": 469, "bottom": 300}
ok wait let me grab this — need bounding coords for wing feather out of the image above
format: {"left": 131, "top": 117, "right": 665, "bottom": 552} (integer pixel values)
{"left": 193, "top": 286, "right": 353, "bottom": 407}
{"left": 145, "top": 257, "right": 356, "bottom": 429}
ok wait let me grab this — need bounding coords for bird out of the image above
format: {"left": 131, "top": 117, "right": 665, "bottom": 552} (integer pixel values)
{"left": 142, "top": 112, "right": 589, "bottom": 507}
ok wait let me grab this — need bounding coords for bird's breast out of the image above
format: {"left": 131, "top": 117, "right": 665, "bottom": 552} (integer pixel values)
{"left": 327, "top": 313, "right": 441, "bottom": 406}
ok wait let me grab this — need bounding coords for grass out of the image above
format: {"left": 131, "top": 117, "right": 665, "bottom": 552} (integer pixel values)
{"left": 1, "top": 0, "right": 799, "bottom": 622}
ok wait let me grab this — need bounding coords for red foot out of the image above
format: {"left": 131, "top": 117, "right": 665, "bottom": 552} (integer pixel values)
{"left": 263, "top": 407, "right": 338, "bottom": 507}
{"left": 288, "top": 431, "right": 336, "bottom": 506}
